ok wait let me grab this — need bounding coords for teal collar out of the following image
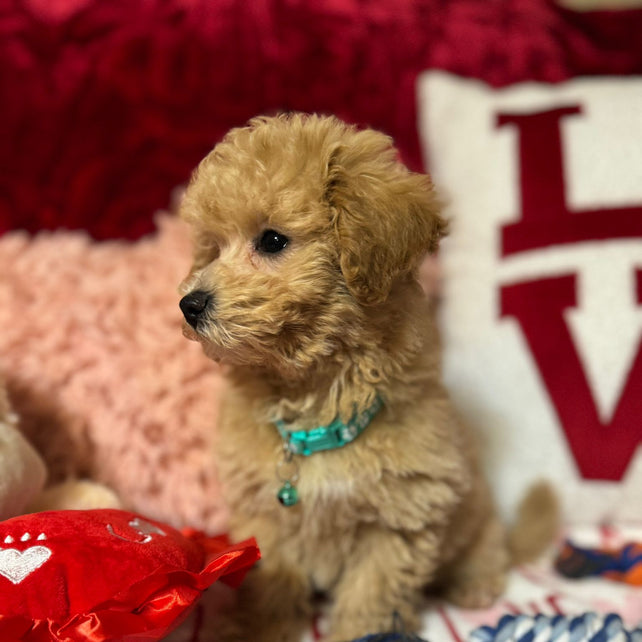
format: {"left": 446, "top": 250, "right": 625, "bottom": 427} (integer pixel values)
{"left": 274, "top": 395, "right": 384, "bottom": 456}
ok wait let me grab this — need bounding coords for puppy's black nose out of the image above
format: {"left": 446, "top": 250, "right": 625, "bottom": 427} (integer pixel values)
{"left": 180, "top": 290, "right": 212, "bottom": 328}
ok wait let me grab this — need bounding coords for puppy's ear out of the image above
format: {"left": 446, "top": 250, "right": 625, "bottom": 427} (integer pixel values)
{"left": 325, "top": 130, "right": 447, "bottom": 305}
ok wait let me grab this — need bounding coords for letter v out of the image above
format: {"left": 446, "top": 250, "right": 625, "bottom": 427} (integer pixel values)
{"left": 501, "top": 274, "right": 642, "bottom": 481}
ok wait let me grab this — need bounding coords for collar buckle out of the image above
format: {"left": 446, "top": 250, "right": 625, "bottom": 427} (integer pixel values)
{"left": 274, "top": 395, "right": 383, "bottom": 457}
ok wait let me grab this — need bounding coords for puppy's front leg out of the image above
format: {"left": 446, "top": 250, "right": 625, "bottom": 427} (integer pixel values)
{"left": 211, "top": 509, "right": 313, "bottom": 642}
{"left": 324, "top": 526, "right": 441, "bottom": 642}
{"left": 210, "top": 557, "right": 312, "bottom": 642}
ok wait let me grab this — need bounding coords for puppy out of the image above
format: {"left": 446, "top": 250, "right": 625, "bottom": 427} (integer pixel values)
{"left": 179, "top": 114, "right": 533, "bottom": 641}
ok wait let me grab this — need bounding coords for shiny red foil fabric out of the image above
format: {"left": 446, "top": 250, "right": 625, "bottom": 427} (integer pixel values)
{"left": 0, "top": 509, "right": 260, "bottom": 641}
{"left": 2, "top": 0, "right": 642, "bottom": 239}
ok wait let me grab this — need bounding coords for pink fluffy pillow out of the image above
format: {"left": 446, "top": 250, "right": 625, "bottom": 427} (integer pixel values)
{"left": 0, "top": 216, "right": 227, "bottom": 532}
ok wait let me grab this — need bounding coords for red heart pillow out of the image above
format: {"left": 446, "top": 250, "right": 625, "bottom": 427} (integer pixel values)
{"left": 0, "top": 509, "right": 259, "bottom": 641}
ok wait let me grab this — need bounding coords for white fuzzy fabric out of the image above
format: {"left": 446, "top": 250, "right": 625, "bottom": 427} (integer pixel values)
{"left": 0, "top": 417, "right": 47, "bottom": 521}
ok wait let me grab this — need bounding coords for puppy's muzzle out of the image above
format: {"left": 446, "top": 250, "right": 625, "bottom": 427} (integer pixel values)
{"left": 180, "top": 290, "right": 212, "bottom": 329}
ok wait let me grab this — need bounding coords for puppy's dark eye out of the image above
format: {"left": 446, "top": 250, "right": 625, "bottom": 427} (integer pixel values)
{"left": 256, "top": 229, "right": 289, "bottom": 254}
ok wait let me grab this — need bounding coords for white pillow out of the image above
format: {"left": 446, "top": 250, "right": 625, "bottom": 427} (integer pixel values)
{"left": 418, "top": 71, "right": 642, "bottom": 523}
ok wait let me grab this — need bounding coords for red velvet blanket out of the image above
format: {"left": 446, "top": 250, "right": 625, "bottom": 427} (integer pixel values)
{"left": 2, "top": 0, "right": 642, "bottom": 240}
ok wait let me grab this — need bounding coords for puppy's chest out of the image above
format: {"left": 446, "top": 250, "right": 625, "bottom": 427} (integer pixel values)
{"left": 218, "top": 398, "right": 380, "bottom": 506}
{"left": 287, "top": 466, "right": 364, "bottom": 591}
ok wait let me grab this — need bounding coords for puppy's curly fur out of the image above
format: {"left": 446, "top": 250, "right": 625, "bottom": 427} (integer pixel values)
{"left": 179, "top": 114, "right": 512, "bottom": 641}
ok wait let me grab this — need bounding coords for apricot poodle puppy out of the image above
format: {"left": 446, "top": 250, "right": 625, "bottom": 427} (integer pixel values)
{"left": 178, "top": 114, "right": 530, "bottom": 642}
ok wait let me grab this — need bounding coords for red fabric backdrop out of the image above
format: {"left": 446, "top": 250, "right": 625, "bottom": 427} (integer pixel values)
{"left": 2, "top": 0, "right": 642, "bottom": 240}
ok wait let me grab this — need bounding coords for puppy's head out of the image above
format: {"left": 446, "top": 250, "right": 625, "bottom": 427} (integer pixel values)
{"left": 179, "top": 114, "right": 446, "bottom": 375}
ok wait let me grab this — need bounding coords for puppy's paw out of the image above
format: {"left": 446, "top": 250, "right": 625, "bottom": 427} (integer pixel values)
{"left": 324, "top": 609, "right": 420, "bottom": 642}
{"left": 443, "top": 571, "right": 506, "bottom": 609}
{"left": 203, "top": 613, "right": 301, "bottom": 642}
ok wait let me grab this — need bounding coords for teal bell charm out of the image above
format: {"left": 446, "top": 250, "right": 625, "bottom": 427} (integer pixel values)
{"left": 276, "top": 439, "right": 300, "bottom": 507}
{"left": 277, "top": 481, "right": 299, "bottom": 507}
